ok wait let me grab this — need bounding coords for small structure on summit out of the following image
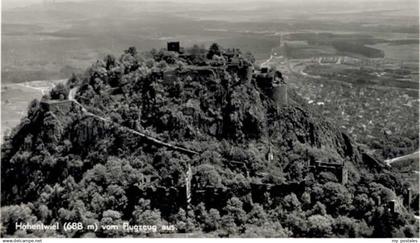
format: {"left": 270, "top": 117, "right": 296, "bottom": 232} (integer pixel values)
{"left": 167, "top": 41, "right": 183, "bottom": 53}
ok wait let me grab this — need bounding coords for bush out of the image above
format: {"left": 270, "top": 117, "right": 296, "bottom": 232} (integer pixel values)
{"left": 50, "top": 83, "right": 69, "bottom": 100}
{"left": 307, "top": 214, "right": 334, "bottom": 237}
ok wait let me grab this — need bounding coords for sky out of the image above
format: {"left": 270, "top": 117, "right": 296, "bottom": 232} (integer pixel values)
{"left": 2, "top": 0, "right": 418, "bottom": 11}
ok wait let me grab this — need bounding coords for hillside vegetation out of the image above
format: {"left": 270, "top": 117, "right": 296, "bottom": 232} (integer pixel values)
{"left": 1, "top": 44, "right": 418, "bottom": 238}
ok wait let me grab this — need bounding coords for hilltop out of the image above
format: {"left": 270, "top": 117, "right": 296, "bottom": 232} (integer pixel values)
{"left": 1, "top": 43, "right": 418, "bottom": 238}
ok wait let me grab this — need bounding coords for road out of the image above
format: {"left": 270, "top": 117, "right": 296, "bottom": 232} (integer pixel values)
{"left": 260, "top": 54, "right": 273, "bottom": 67}
{"left": 385, "top": 151, "right": 419, "bottom": 167}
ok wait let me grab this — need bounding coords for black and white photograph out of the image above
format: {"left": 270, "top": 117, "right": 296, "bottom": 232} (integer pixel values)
{"left": 0, "top": 0, "right": 419, "bottom": 240}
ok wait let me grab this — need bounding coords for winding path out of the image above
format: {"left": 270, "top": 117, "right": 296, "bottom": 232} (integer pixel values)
{"left": 384, "top": 151, "right": 419, "bottom": 167}
{"left": 68, "top": 87, "right": 198, "bottom": 156}
{"left": 261, "top": 54, "right": 273, "bottom": 67}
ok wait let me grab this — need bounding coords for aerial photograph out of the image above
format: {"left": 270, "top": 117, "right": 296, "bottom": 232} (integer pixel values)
{"left": 1, "top": 0, "right": 419, "bottom": 240}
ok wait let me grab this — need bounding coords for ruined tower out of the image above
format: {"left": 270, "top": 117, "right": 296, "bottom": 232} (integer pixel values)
{"left": 255, "top": 67, "right": 288, "bottom": 106}
{"left": 340, "top": 166, "right": 348, "bottom": 185}
{"left": 245, "top": 64, "right": 254, "bottom": 84}
{"left": 272, "top": 70, "right": 287, "bottom": 106}
{"left": 239, "top": 62, "right": 253, "bottom": 84}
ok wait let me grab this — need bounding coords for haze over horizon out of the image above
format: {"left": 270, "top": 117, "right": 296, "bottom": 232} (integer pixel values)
{"left": 2, "top": 0, "right": 418, "bottom": 11}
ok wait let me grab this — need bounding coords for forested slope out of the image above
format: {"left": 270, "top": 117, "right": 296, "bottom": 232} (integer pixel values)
{"left": 1, "top": 45, "right": 418, "bottom": 238}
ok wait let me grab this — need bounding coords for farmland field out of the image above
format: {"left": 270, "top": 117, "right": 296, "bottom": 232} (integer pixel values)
{"left": 1, "top": 84, "right": 42, "bottom": 139}
{"left": 368, "top": 43, "right": 419, "bottom": 61}
{"left": 1, "top": 80, "right": 64, "bottom": 140}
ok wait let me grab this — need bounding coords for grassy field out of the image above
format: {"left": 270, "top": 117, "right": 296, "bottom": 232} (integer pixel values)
{"left": 1, "top": 84, "right": 41, "bottom": 139}
{"left": 1, "top": 80, "right": 64, "bottom": 140}
{"left": 368, "top": 43, "right": 419, "bottom": 61}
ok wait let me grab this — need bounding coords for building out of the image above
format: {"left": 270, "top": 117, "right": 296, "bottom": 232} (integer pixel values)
{"left": 167, "top": 41, "right": 182, "bottom": 53}
{"left": 255, "top": 67, "right": 288, "bottom": 106}
{"left": 309, "top": 159, "right": 347, "bottom": 184}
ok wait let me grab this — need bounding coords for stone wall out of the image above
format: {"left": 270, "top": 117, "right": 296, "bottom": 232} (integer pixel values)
{"left": 273, "top": 83, "right": 288, "bottom": 106}
{"left": 40, "top": 100, "right": 74, "bottom": 125}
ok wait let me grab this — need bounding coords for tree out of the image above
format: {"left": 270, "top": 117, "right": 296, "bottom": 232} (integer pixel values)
{"left": 207, "top": 43, "right": 222, "bottom": 59}
{"left": 223, "top": 197, "right": 246, "bottom": 226}
{"left": 41, "top": 112, "right": 63, "bottom": 146}
{"left": 369, "top": 205, "right": 414, "bottom": 238}
{"left": 156, "top": 60, "right": 168, "bottom": 70}
{"left": 321, "top": 182, "right": 352, "bottom": 215}
{"left": 36, "top": 204, "right": 51, "bottom": 222}
{"left": 194, "top": 164, "right": 222, "bottom": 188}
{"left": 188, "top": 44, "right": 206, "bottom": 57}
{"left": 145, "top": 59, "right": 155, "bottom": 69}
{"left": 307, "top": 214, "right": 334, "bottom": 237}
{"left": 367, "top": 182, "right": 397, "bottom": 206}
{"left": 351, "top": 193, "right": 374, "bottom": 218}
{"left": 282, "top": 193, "right": 301, "bottom": 211}
{"left": 99, "top": 210, "right": 125, "bottom": 237}
{"left": 120, "top": 53, "right": 138, "bottom": 73}
{"left": 50, "top": 83, "right": 69, "bottom": 100}
{"left": 132, "top": 198, "right": 162, "bottom": 233}
{"left": 1, "top": 204, "right": 37, "bottom": 236}
{"left": 87, "top": 60, "right": 108, "bottom": 84}
{"left": 124, "top": 46, "right": 137, "bottom": 56}
{"left": 247, "top": 203, "right": 267, "bottom": 226}
{"left": 287, "top": 160, "right": 306, "bottom": 182}
{"left": 308, "top": 201, "right": 327, "bottom": 216}
{"left": 221, "top": 214, "right": 237, "bottom": 236}
{"left": 104, "top": 54, "right": 117, "bottom": 70}
{"left": 300, "top": 191, "right": 311, "bottom": 208}
{"left": 161, "top": 50, "right": 178, "bottom": 64}
{"left": 243, "top": 51, "right": 255, "bottom": 64}
{"left": 105, "top": 184, "right": 128, "bottom": 212}
{"left": 204, "top": 208, "right": 221, "bottom": 232}
{"left": 283, "top": 210, "right": 308, "bottom": 237}
{"left": 332, "top": 216, "right": 373, "bottom": 237}
{"left": 27, "top": 99, "right": 40, "bottom": 118}
{"left": 172, "top": 208, "right": 195, "bottom": 233}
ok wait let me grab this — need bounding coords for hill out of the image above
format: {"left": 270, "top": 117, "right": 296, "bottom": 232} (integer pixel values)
{"left": 1, "top": 43, "right": 418, "bottom": 238}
